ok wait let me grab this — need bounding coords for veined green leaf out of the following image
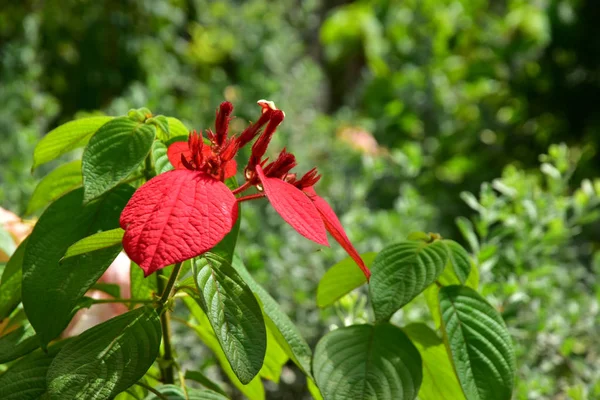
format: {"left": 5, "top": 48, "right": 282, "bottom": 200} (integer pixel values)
{"left": 369, "top": 241, "right": 448, "bottom": 321}
{"left": 0, "top": 340, "right": 67, "bottom": 399}
{"left": 440, "top": 240, "right": 471, "bottom": 285}
{"left": 61, "top": 228, "right": 124, "bottom": 261}
{"left": 317, "top": 252, "right": 376, "bottom": 308}
{"left": 313, "top": 323, "right": 422, "bottom": 400}
{"left": 33, "top": 116, "right": 113, "bottom": 170}
{"left": 26, "top": 160, "right": 82, "bottom": 215}
{"left": 152, "top": 141, "right": 174, "bottom": 175}
{"left": 22, "top": 187, "right": 132, "bottom": 347}
{"left": 0, "top": 238, "right": 28, "bottom": 319}
{"left": 231, "top": 256, "right": 313, "bottom": 377}
{"left": 193, "top": 253, "right": 266, "bottom": 384}
{"left": 82, "top": 116, "right": 156, "bottom": 202}
{"left": 259, "top": 317, "right": 289, "bottom": 383}
{"left": 403, "top": 323, "right": 464, "bottom": 400}
{"left": 166, "top": 117, "right": 190, "bottom": 138}
{"left": 438, "top": 286, "right": 515, "bottom": 400}
{"left": 0, "top": 322, "right": 38, "bottom": 363}
{"left": 185, "top": 370, "right": 228, "bottom": 396}
{"left": 183, "top": 296, "right": 265, "bottom": 400}
{"left": 47, "top": 306, "right": 161, "bottom": 400}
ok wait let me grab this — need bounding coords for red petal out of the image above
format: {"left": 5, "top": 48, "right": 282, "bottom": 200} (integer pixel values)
{"left": 255, "top": 164, "right": 328, "bottom": 246}
{"left": 167, "top": 142, "right": 191, "bottom": 169}
{"left": 120, "top": 170, "right": 238, "bottom": 276}
{"left": 304, "top": 187, "right": 371, "bottom": 280}
{"left": 224, "top": 159, "right": 237, "bottom": 179}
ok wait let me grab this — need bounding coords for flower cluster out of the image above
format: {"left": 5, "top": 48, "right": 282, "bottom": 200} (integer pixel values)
{"left": 120, "top": 100, "right": 369, "bottom": 279}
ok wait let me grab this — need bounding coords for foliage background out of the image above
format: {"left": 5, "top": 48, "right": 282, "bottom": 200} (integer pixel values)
{"left": 1, "top": 0, "right": 599, "bottom": 398}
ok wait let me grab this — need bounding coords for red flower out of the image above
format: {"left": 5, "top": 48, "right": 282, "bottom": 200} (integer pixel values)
{"left": 120, "top": 101, "right": 370, "bottom": 279}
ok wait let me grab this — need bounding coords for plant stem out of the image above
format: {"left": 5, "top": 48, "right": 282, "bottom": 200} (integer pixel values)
{"left": 236, "top": 193, "right": 265, "bottom": 203}
{"left": 156, "top": 262, "right": 182, "bottom": 385}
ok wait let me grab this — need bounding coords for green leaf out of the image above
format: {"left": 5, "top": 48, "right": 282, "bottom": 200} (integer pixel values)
{"left": 33, "top": 116, "right": 113, "bottom": 170}
{"left": 440, "top": 240, "right": 471, "bottom": 285}
{"left": 91, "top": 283, "right": 121, "bottom": 298}
{"left": 0, "top": 322, "right": 38, "bottom": 363}
{"left": 144, "top": 385, "right": 229, "bottom": 400}
{"left": 0, "top": 226, "right": 15, "bottom": 257}
{"left": 26, "top": 160, "right": 82, "bottom": 215}
{"left": 0, "top": 341, "right": 67, "bottom": 399}
{"left": 152, "top": 141, "right": 174, "bottom": 175}
{"left": 47, "top": 306, "right": 161, "bottom": 400}
{"left": 403, "top": 323, "right": 464, "bottom": 400}
{"left": 166, "top": 117, "right": 190, "bottom": 138}
{"left": 259, "top": 321, "right": 289, "bottom": 383}
{"left": 22, "top": 187, "right": 132, "bottom": 347}
{"left": 130, "top": 261, "right": 158, "bottom": 309}
{"left": 313, "top": 323, "right": 422, "bottom": 400}
{"left": 0, "top": 238, "right": 28, "bottom": 320}
{"left": 82, "top": 116, "right": 156, "bottom": 202}
{"left": 62, "top": 228, "right": 124, "bottom": 261}
{"left": 369, "top": 241, "right": 448, "bottom": 321}
{"left": 317, "top": 252, "right": 376, "bottom": 308}
{"left": 438, "top": 286, "right": 515, "bottom": 400}
{"left": 230, "top": 256, "right": 313, "bottom": 376}
{"left": 455, "top": 217, "right": 479, "bottom": 253}
{"left": 193, "top": 253, "right": 266, "bottom": 384}
{"left": 182, "top": 296, "right": 265, "bottom": 400}
{"left": 185, "top": 370, "right": 228, "bottom": 396}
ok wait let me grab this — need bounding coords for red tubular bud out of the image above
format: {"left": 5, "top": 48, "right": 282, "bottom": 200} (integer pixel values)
{"left": 294, "top": 168, "right": 321, "bottom": 189}
{"left": 236, "top": 109, "right": 273, "bottom": 148}
{"left": 264, "top": 148, "right": 297, "bottom": 178}
{"left": 247, "top": 110, "right": 285, "bottom": 172}
{"left": 215, "top": 101, "right": 234, "bottom": 146}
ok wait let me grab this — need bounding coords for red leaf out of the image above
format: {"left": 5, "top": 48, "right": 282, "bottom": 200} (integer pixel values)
{"left": 304, "top": 187, "right": 371, "bottom": 280}
{"left": 224, "top": 159, "right": 237, "bottom": 179}
{"left": 120, "top": 170, "right": 238, "bottom": 276}
{"left": 255, "top": 165, "right": 328, "bottom": 246}
{"left": 167, "top": 141, "right": 191, "bottom": 169}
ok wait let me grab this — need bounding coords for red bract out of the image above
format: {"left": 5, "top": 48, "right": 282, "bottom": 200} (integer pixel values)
{"left": 120, "top": 100, "right": 370, "bottom": 279}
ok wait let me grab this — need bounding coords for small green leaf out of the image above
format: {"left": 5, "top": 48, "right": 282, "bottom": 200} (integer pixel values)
{"left": 403, "top": 323, "right": 464, "bottom": 400}
{"left": 0, "top": 341, "right": 67, "bottom": 399}
{"left": 193, "top": 253, "right": 266, "bottom": 384}
{"left": 455, "top": 217, "right": 479, "bottom": 253}
{"left": 185, "top": 370, "right": 228, "bottom": 396}
{"left": 0, "top": 322, "right": 38, "bottom": 363}
{"left": 166, "top": 117, "right": 190, "bottom": 138}
{"left": 369, "top": 241, "right": 448, "bottom": 321}
{"left": 313, "top": 323, "right": 422, "bottom": 400}
{"left": 26, "top": 160, "right": 82, "bottom": 215}
{"left": 147, "top": 115, "right": 170, "bottom": 140}
{"left": 152, "top": 141, "right": 174, "bottom": 175}
{"left": 0, "top": 238, "right": 28, "bottom": 320}
{"left": 183, "top": 296, "right": 265, "bottom": 400}
{"left": 438, "top": 286, "right": 515, "bottom": 400}
{"left": 82, "top": 116, "right": 156, "bottom": 202}
{"left": 47, "top": 306, "right": 161, "bottom": 400}
{"left": 231, "top": 257, "right": 313, "bottom": 377}
{"left": 317, "top": 252, "right": 376, "bottom": 308}
{"left": 33, "top": 116, "right": 113, "bottom": 170}
{"left": 22, "top": 187, "right": 132, "bottom": 347}
{"left": 440, "top": 240, "right": 471, "bottom": 285}
{"left": 62, "top": 228, "right": 124, "bottom": 261}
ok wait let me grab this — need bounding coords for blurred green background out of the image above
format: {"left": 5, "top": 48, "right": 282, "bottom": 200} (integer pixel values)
{"left": 1, "top": 0, "right": 599, "bottom": 399}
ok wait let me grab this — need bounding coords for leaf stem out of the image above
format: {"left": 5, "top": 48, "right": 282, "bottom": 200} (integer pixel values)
{"left": 135, "top": 381, "right": 170, "bottom": 400}
{"left": 236, "top": 193, "right": 265, "bottom": 203}
{"left": 156, "top": 262, "right": 183, "bottom": 385}
{"left": 232, "top": 180, "right": 253, "bottom": 195}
